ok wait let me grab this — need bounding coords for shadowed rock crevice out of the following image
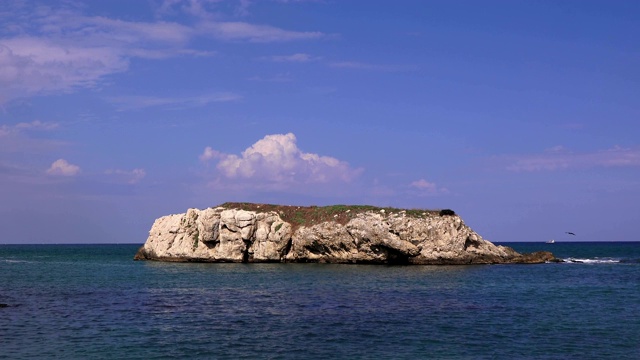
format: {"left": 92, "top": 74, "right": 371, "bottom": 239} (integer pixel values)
{"left": 386, "top": 248, "right": 411, "bottom": 265}
{"left": 134, "top": 203, "right": 556, "bottom": 265}
{"left": 281, "top": 238, "right": 293, "bottom": 259}
{"left": 242, "top": 240, "right": 252, "bottom": 263}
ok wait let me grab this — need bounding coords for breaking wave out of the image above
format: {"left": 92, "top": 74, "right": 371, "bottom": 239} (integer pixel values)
{"left": 561, "top": 257, "right": 632, "bottom": 264}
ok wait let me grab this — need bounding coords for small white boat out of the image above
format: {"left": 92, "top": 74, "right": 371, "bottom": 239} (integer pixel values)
{"left": 546, "top": 239, "right": 555, "bottom": 244}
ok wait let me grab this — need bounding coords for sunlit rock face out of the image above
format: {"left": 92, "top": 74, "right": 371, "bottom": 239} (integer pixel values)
{"left": 135, "top": 205, "right": 554, "bottom": 265}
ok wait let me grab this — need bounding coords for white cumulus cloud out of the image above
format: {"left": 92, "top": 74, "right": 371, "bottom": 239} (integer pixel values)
{"left": 199, "top": 146, "right": 222, "bottom": 162}
{"left": 201, "top": 133, "right": 362, "bottom": 185}
{"left": 46, "top": 159, "right": 80, "bottom": 176}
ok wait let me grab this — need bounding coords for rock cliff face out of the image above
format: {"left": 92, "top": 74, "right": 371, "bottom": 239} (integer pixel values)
{"left": 134, "top": 204, "right": 555, "bottom": 264}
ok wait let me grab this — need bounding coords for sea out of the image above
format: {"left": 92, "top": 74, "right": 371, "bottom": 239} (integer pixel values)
{"left": 1, "top": 242, "right": 639, "bottom": 359}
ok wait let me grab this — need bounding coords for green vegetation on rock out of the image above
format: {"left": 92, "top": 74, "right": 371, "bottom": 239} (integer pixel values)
{"left": 220, "top": 202, "right": 445, "bottom": 230}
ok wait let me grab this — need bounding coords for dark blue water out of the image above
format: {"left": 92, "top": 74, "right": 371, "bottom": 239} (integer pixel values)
{"left": 1, "top": 243, "right": 639, "bottom": 359}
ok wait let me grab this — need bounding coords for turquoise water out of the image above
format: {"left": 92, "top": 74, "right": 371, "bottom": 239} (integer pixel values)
{"left": 1, "top": 243, "right": 639, "bottom": 359}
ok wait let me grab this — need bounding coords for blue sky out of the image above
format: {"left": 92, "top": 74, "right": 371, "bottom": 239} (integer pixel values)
{"left": 1, "top": 0, "right": 638, "bottom": 244}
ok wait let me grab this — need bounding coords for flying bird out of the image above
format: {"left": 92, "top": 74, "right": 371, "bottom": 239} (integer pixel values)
{"left": 565, "top": 232, "right": 576, "bottom": 236}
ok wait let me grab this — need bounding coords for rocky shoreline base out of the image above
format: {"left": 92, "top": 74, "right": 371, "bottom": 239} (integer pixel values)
{"left": 134, "top": 203, "right": 556, "bottom": 265}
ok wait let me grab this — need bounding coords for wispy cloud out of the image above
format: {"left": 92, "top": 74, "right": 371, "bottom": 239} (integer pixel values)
{"left": 126, "top": 48, "right": 216, "bottom": 59}
{"left": 329, "top": 61, "right": 416, "bottom": 72}
{"left": 156, "top": 0, "right": 242, "bottom": 18}
{"left": 247, "top": 73, "right": 293, "bottom": 82}
{"left": 46, "top": 159, "right": 80, "bottom": 176}
{"left": 197, "top": 21, "right": 324, "bottom": 42}
{"left": 105, "top": 168, "right": 146, "bottom": 184}
{"left": 273, "top": 0, "right": 325, "bottom": 3}
{"left": 0, "top": 37, "right": 129, "bottom": 101}
{"left": 0, "top": 120, "right": 67, "bottom": 155}
{"left": 0, "top": 121, "right": 76, "bottom": 186}
{"left": 409, "top": 178, "right": 449, "bottom": 196}
{"left": 14, "top": 120, "right": 59, "bottom": 131}
{"left": 506, "top": 146, "right": 640, "bottom": 172}
{"left": 200, "top": 132, "right": 362, "bottom": 188}
{"left": 1, "top": 120, "right": 59, "bottom": 136}
{"left": 108, "top": 92, "right": 242, "bottom": 110}
{"left": 158, "top": 1, "right": 326, "bottom": 42}
{"left": 157, "top": 0, "right": 325, "bottom": 18}
{"left": 0, "top": 1, "right": 325, "bottom": 103}
{"left": 263, "top": 53, "right": 319, "bottom": 62}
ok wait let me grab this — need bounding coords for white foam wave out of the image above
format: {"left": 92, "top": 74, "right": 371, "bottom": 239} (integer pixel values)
{"left": 563, "top": 257, "right": 620, "bottom": 264}
{"left": 1, "top": 259, "right": 30, "bottom": 263}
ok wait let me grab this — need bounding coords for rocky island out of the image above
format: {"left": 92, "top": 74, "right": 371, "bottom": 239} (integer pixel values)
{"left": 134, "top": 203, "right": 555, "bottom": 265}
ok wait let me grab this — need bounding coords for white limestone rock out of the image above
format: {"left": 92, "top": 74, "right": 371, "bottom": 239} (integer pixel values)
{"left": 135, "top": 204, "right": 553, "bottom": 264}
{"left": 286, "top": 222, "right": 357, "bottom": 263}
